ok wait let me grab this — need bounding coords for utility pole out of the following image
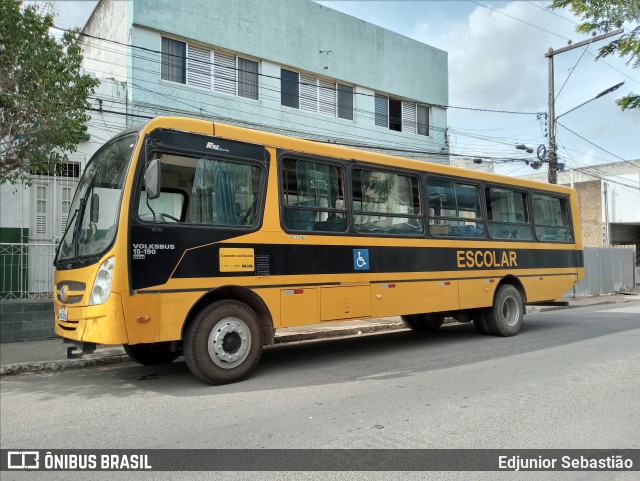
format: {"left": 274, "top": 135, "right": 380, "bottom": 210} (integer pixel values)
{"left": 603, "top": 181, "right": 610, "bottom": 247}
{"left": 547, "top": 48, "right": 557, "bottom": 184}
{"left": 545, "top": 28, "right": 623, "bottom": 184}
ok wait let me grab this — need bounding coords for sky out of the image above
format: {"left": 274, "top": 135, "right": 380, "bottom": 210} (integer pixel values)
{"left": 45, "top": 0, "right": 640, "bottom": 178}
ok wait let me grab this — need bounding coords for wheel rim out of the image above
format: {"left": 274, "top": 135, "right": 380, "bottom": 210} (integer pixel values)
{"left": 502, "top": 296, "right": 520, "bottom": 327}
{"left": 207, "top": 317, "right": 252, "bottom": 369}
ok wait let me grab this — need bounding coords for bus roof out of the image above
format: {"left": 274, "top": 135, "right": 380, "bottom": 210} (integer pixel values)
{"left": 135, "top": 116, "right": 574, "bottom": 196}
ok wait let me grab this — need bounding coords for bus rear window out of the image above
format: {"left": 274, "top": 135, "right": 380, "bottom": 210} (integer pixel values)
{"left": 532, "top": 193, "right": 573, "bottom": 242}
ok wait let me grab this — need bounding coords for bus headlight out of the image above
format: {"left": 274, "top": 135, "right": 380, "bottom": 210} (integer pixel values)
{"left": 89, "top": 256, "right": 115, "bottom": 305}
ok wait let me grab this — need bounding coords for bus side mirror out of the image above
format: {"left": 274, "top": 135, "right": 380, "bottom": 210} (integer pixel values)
{"left": 144, "top": 159, "right": 161, "bottom": 200}
{"left": 90, "top": 193, "right": 99, "bottom": 224}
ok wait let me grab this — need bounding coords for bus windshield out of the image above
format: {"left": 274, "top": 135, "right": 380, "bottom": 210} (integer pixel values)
{"left": 56, "top": 134, "right": 137, "bottom": 264}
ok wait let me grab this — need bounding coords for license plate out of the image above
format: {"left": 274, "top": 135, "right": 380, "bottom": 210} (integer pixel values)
{"left": 58, "top": 307, "right": 68, "bottom": 322}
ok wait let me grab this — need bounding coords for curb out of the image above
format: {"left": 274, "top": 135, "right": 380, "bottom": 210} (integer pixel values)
{"left": 0, "top": 354, "right": 131, "bottom": 377}
{"left": 0, "top": 321, "right": 408, "bottom": 377}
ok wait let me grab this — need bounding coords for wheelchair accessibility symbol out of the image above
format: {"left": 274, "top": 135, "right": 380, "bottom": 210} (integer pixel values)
{"left": 353, "top": 249, "right": 369, "bottom": 271}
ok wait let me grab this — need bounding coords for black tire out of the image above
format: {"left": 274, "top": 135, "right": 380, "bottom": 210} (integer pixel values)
{"left": 484, "top": 285, "right": 524, "bottom": 337}
{"left": 183, "top": 300, "right": 263, "bottom": 385}
{"left": 123, "top": 342, "right": 181, "bottom": 366}
{"left": 472, "top": 309, "right": 493, "bottom": 335}
{"left": 401, "top": 313, "right": 445, "bottom": 332}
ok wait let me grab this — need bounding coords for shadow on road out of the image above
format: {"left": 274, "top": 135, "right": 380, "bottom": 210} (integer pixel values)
{"left": 2, "top": 306, "right": 638, "bottom": 400}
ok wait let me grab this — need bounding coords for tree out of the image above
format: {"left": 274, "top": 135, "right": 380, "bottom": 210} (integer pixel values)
{"left": 0, "top": 0, "right": 99, "bottom": 184}
{"left": 550, "top": 0, "right": 640, "bottom": 110}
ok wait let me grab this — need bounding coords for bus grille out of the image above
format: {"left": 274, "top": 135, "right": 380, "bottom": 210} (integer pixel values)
{"left": 56, "top": 281, "right": 86, "bottom": 304}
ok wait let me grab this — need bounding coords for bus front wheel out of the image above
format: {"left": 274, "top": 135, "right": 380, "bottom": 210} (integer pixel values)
{"left": 484, "top": 285, "right": 524, "bottom": 336}
{"left": 123, "top": 342, "right": 181, "bottom": 365}
{"left": 401, "top": 313, "right": 445, "bottom": 332}
{"left": 184, "top": 300, "right": 263, "bottom": 385}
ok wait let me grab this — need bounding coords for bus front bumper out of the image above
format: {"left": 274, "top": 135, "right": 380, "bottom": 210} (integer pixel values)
{"left": 54, "top": 292, "right": 129, "bottom": 346}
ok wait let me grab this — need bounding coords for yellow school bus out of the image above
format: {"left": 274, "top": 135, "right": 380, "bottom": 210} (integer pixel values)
{"left": 54, "top": 117, "right": 584, "bottom": 384}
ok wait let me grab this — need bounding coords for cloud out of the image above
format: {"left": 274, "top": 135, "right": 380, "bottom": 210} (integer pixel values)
{"left": 414, "top": 1, "right": 579, "bottom": 112}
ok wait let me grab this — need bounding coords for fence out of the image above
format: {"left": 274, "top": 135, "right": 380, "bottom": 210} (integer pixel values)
{"left": 0, "top": 243, "right": 56, "bottom": 300}
{"left": 564, "top": 247, "right": 636, "bottom": 298}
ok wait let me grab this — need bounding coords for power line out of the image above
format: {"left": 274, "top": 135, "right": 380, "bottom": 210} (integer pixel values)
{"left": 54, "top": 25, "right": 545, "bottom": 116}
{"left": 556, "top": 121, "right": 637, "bottom": 168}
{"left": 468, "top": 0, "right": 570, "bottom": 40}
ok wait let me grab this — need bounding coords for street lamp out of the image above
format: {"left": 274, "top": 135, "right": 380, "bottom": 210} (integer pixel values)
{"left": 556, "top": 82, "right": 625, "bottom": 121}
{"left": 545, "top": 28, "right": 624, "bottom": 184}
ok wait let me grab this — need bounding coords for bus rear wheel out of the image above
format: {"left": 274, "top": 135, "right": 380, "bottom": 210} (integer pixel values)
{"left": 184, "top": 300, "right": 262, "bottom": 385}
{"left": 484, "top": 285, "right": 524, "bottom": 336}
{"left": 123, "top": 342, "right": 181, "bottom": 365}
{"left": 401, "top": 313, "right": 445, "bottom": 332}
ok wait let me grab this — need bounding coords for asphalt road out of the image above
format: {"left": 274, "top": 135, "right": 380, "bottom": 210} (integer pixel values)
{"left": 1, "top": 302, "right": 639, "bottom": 480}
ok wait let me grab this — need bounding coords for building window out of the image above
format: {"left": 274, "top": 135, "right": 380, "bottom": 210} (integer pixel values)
{"left": 376, "top": 93, "right": 430, "bottom": 136}
{"left": 389, "top": 98, "right": 402, "bottom": 131}
{"left": 161, "top": 37, "right": 186, "bottom": 84}
{"left": 281, "top": 69, "right": 300, "bottom": 109}
{"left": 213, "top": 51, "right": 236, "bottom": 95}
{"left": 319, "top": 79, "right": 336, "bottom": 116}
{"left": 238, "top": 58, "right": 259, "bottom": 100}
{"left": 417, "top": 105, "right": 429, "bottom": 136}
{"left": 375, "top": 94, "right": 388, "bottom": 127}
{"left": 281, "top": 70, "right": 353, "bottom": 120}
{"left": 337, "top": 84, "right": 353, "bottom": 120}
{"left": 186, "top": 44, "right": 211, "bottom": 90}
{"left": 61, "top": 187, "right": 72, "bottom": 233}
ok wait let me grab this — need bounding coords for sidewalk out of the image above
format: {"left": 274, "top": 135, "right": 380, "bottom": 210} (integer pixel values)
{"left": 1, "top": 290, "right": 638, "bottom": 376}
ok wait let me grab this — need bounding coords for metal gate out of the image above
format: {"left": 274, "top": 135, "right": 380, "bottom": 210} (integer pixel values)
{"left": 564, "top": 247, "right": 636, "bottom": 298}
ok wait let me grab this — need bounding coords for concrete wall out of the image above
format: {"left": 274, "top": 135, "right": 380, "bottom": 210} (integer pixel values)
{"left": 78, "top": 0, "right": 449, "bottom": 160}
{"left": 81, "top": 0, "right": 131, "bottom": 82}
{"left": 0, "top": 300, "right": 54, "bottom": 343}
{"left": 575, "top": 180, "right": 603, "bottom": 247}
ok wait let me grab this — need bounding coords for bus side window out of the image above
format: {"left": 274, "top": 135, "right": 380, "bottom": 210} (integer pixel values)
{"left": 486, "top": 187, "right": 533, "bottom": 240}
{"left": 352, "top": 168, "right": 423, "bottom": 236}
{"left": 532, "top": 193, "right": 573, "bottom": 242}
{"left": 281, "top": 158, "right": 347, "bottom": 233}
{"left": 428, "top": 179, "right": 484, "bottom": 238}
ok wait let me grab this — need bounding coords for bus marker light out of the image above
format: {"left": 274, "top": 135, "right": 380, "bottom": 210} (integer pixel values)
{"left": 136, "top": 316, "right": 151, "bottom": 323}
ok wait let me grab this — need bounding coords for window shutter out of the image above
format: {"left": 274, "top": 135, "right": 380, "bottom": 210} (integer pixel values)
{"left": 35, "top": 185, "right": 48, "bottom": 237}
{"left": 300, "top": 74, "right": 317, "bottom": 112}
{"left": 214, "top": 51, "right": 236, "bottom": 95}
{"left": 402, "top": 101, "right": 417, "bottom": 134}
{"left": 375, "top": 94, "right": 388, "bottom": 127}
{"left": 61, "top": 187, "right": 72, "bottom": 234}
{"left": 318, "top": 79, "right": 336, "bottom": 116}
{"left": 187, "top": 45, "right": 211, "bottom": 90}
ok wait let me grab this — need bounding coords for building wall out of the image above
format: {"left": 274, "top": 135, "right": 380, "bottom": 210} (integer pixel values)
{"left": 575, "top": 180, "right": 603, "bottom": 247}
{"left": 132, "top": 0, "right": 448, "bottom": 106}
{"left": 80, "top": 0, "right": 131, "bottom": 82}
{"left": 78, "top": 0, "right": 449, "bottom": 160}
